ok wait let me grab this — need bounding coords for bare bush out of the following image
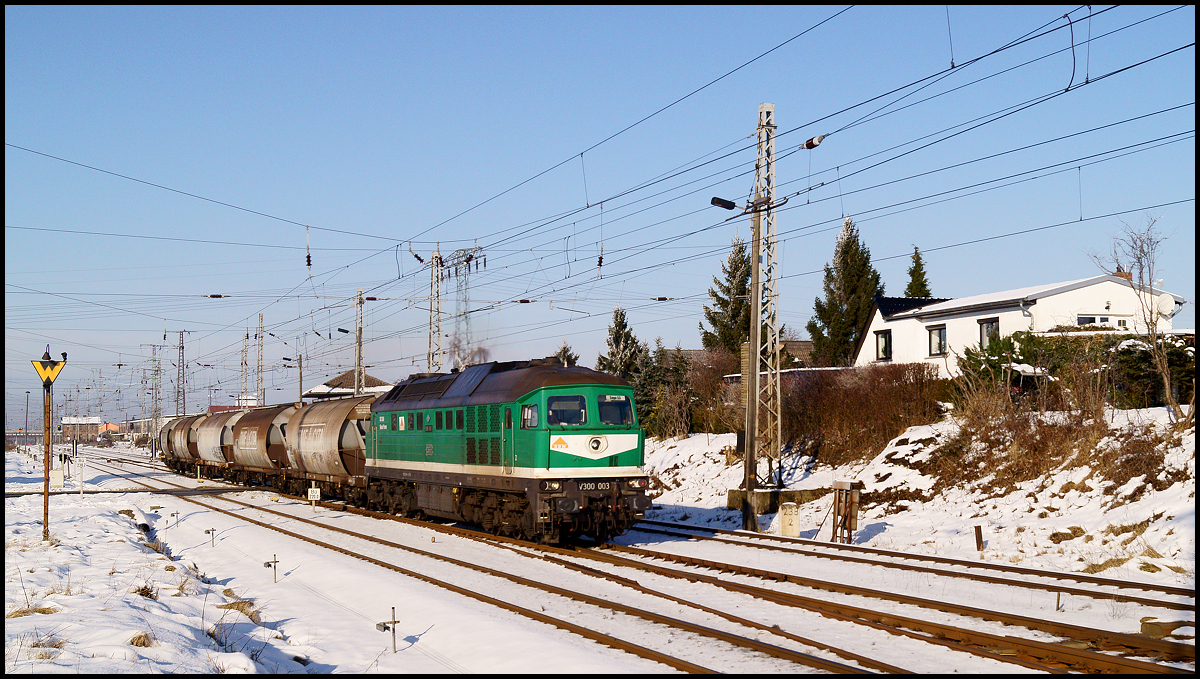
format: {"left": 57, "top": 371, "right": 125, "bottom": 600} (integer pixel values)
{"left": 688, "top": 349, "right": 740, "bottom": 434}
{"left": 781, "top": 363, "right": 947, "bottom": 467}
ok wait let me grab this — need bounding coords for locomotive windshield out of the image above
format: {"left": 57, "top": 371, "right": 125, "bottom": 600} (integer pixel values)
{"left": 598, "top": 394, "right": 634, "bottom": 425}
{"left": 546, "top": 395, "right": 587, "bottom": 425}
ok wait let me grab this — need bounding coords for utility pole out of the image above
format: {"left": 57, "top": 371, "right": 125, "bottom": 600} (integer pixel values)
{"left": 447, "top": 243, "right": 483, "bottom": 369}
{"left": 311, "top": 291, "right": 391, "bottom": 394}
{"left": 177, "top": 331, "right": 186, "bottom": 416}
{"left": 428, "top": 245, "right": 443, "bottom": 372}
{"left": 744, "top": 199, "right": 765, "bottom": 531}
{"left": 712, "top": 104, "right": 825, "bottom": 530}
{"left": 241, "top": 330, "right": 250, "bottom": 406}
{"left": 150, "top": 346, "right": 162, "bottom": 445}
{"left": 257, "top": 314, "right": 265, "bottom": 407}
{"left": 755, "top": 102, "right": 782, "bottom": 487}
{"left": 355, "top": 290, "right": 363, "bottom": 395}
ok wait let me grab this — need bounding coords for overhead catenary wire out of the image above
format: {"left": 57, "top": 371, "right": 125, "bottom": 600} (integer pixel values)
{"left": 11, "top": 5, "right": 1190, "bottom": 407}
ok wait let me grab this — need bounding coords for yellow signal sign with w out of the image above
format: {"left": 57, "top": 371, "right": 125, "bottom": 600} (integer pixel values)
{"left": 32, "top": 359, "right": 65, "bottom": 386}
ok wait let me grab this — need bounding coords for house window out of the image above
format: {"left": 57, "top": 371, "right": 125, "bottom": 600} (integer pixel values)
{"left": 1077, "top": 316, "right": 1096, "bottom": 326}
{"left": 928, "top": 325, "right": 948, "bottom": 356}
{"left": 1117, "top": 319, "right": 1127, "bottom": 328}
{"left": 875, "top": 330, "right": 892, "bottom": 361}
{"left": 979, "top": 318, "right": 999, "bottom": 349}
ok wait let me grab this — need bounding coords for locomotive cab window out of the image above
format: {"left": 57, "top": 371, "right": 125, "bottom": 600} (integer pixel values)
{"left": 598, "top": 394, "right": 633, "bottom": 425}
{"left": 521, "top": 404, "right": 539, "bottom": 429}
{"left": 546, "top": 395, "right": 587, "bottom": 425}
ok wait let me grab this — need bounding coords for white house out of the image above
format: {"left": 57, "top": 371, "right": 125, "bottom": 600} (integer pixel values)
{"left": 851, "top": 274, "right": 1186, "bottom": 378}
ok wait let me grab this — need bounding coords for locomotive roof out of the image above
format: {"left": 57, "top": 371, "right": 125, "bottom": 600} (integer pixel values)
{"left": 372, "top": 358, "right": 629, "bottom": 412}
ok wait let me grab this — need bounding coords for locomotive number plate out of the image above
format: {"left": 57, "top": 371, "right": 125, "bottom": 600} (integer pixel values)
{"left": 578, "top": 482, "right": 611, "bottom": 491}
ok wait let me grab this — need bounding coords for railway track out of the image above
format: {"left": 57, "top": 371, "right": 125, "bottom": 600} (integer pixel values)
{"left": 633, "top": 518, "right": 1195, "bottom": 604}
{"left": 81, "top": 458, "right": 874, "bottom": 673}
{"left": 76, "top": 455, "right": 1196, "bottom": 672}
{"left": 626, "top": 519, "right": 1195, "bottom": 612}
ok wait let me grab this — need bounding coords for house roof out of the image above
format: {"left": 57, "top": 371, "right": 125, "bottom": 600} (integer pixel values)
{"left": 876, "top": 296, "right": 953, "bottom": 317}
{"left": 885, "top": 275, "right": 1183, "bottom": 321}
{"left": 849, "top": 275, "right": 1186, "bottom": 366}
{"left": 302, "top": 369, "right": 393, "bottom": 399}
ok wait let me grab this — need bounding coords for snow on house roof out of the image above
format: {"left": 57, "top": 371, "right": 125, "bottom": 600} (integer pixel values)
{"left": 301, "top": 369, "right": 392, "bottom": 398}
{"left": 887, "top": 275, "right": 1183, "bottom": 320}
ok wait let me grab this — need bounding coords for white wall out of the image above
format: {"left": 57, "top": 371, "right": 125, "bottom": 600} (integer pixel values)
{"left": 855, "top": 278, "right": 1176, "bottom": 379}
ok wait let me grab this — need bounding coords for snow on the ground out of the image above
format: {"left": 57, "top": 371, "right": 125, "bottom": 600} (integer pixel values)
{"left": 642, "top": 407, "right": 1195, "bottom": 588}
{"left": 4, "top": 447, "right": 659, "bottom": 674}
{"left": 4, "top": 407, "right": 1194, "bottom": 673}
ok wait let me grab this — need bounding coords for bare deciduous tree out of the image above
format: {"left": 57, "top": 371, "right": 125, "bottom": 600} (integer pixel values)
{"left": 1091, "top": 217, "right": 1192, "bottom": 428}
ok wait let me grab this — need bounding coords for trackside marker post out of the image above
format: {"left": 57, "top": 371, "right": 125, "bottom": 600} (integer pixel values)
{"left": 32, "top": 346, "right": 66, "bottom": 541}
{"left": 377, "top": 607, "right": 399, "bottom": 652}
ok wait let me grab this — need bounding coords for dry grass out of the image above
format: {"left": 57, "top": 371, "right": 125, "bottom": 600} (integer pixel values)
{"left": 129, "top": 631, "right": 154, "bottom": 647}
{"left": 1081, "top": 556, "right": 1133, "bottom": 573}
{"left": 131, "top": 582, "right": 158, "bottom": 600}
{"left": 1048, "top": 526, "right": 1086, "bottom": 544}
{"left": 29, "top": 632, "right": 66, "bottom": 660}
{"left": 5, "top": 606, "right": 57, "bottom": 619}
{"left": 918, "top": 356, "right": 1186, "bottom": 507}
{"left": 216, "top": 599, "right": 261, "bottom": 624}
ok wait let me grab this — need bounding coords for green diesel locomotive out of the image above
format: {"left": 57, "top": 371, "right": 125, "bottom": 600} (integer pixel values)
{"left": 366, "top": 356, "right": 651, "bottom": 543}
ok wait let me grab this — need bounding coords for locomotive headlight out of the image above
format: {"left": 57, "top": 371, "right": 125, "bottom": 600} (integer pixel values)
{"left": 627, "top": 477, "right": 648, "bottom": 489}
{"left": 588, "top": 436, "right": 607, "bottom": 453}
{"left": 539, "top": 480, "right": 561, "bottom": 491}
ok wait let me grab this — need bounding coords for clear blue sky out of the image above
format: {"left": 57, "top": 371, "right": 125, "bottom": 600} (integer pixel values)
{"left": 6, "top": 6, "right": 1195, "bottom": 427}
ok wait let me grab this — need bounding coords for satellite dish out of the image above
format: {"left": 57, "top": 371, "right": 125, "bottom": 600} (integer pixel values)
{"left": 1156, "top": 293, "right": 1177, "bottom": 318}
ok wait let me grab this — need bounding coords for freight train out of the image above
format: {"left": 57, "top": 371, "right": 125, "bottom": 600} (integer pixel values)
{"left": 157, "top": 357, "right": 651, "bottom": 543}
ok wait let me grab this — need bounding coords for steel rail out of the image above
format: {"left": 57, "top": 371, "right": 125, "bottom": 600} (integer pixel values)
{"left": 88, "top": 457, "right": 1194, "bottom": 672}
{"left": 629, "top": 523, "right": 1194, "bottom": 612}
{"left": 579, "top": 543, "right": 1190, "bottom": 674}
{"left": 606, "top": 542, "right": 1195, "bottom": 668}
{"left": 78, "top": 460, "right": 717, "bottom": 674}
{"left": 638, "top": 518, "right": 1195, "bottom": 600}
{"left": 84, "top": 460, "right": 865, "bottom": 674}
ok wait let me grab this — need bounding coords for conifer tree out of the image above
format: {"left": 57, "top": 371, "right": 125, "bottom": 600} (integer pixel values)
{"left": 630, "top": 340, "right": 659, "bottom": 427}
{"left": 699, "top": 237, "right": 751, "bottom": 354}
{"left": 806, "top": 217, "right": 884, "bottom": 366}
{"left": 904, "top": 245, "right": 932, "bottom": 297}
{"left": 595, "top": 307, "right": 641, "bottom": 379}
{"left": 554, "top": 340, "right": 579, "bottom": 367}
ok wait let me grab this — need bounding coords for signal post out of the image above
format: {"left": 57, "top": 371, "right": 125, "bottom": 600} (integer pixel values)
{"left": 32, "top": 346, "right": 66, "bottom": 541}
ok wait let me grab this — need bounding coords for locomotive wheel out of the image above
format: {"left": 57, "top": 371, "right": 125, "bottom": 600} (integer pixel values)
{"left": 481, "top": 511, "right": 497, "bottom": 534}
